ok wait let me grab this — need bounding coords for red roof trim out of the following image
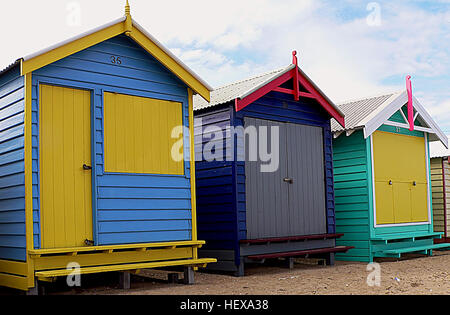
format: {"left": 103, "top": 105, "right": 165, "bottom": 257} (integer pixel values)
{"left": 234, "top": 52, "right": 345, "bottom": 127}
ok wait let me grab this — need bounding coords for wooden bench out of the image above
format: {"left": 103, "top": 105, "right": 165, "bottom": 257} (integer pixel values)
{"left": 240, "top": 233, "right": 344, "bottom": 245}
{"left": 371, "top": 232, "right": 442, "bottom": 243}
{"left": 247, "top": 246, "right": 353, "bottom": 260}
{"left": 382, "top": 243, "right": 450, "bottom": 255}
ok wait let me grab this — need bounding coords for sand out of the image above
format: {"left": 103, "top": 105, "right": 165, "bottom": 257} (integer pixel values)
{"left": 42, "top": 250, "right": 450, "bottom": 295}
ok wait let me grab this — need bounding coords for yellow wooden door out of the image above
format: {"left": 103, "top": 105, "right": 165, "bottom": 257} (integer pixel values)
{"left": 373, "top": 131, "right": 429, "bottom": 225}
{"left": 40, "top": 85, "right": 93, "bottom": 249}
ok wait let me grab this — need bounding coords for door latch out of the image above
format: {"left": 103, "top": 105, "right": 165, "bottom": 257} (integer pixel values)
{"left": 83, "top": 164, "right": 92, "bottom": 170}
{"left": 84, "top": 239, "right": 94, "bottom": 246}
{"left": 283, "top": 178, "right": 294, "bottom": 184}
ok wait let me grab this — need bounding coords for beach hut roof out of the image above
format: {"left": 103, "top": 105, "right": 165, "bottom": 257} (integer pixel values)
{"left": 331, "top": 91, "right": 448, "bottom": 148}
{"left": 193, "top": 63, "right": 346, "bottom": 127}
{"left": 430, "top": 136, "right": 450, "bottom": 158}
{"left": 0, "top": 7, "right": 212, "bottom": 101}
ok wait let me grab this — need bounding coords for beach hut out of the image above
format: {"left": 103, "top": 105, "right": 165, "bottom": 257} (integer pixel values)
{"left": 332, "top": 90, "right": 450, "bottom": 262}
{"left": 194, "top": 52, "right": 352, "bottom": 276}
{"left": 430, "top": 136, "right": 450, "bottom": 243}
{"left": 0, "top": 2, "right": 216, "bottom": 293}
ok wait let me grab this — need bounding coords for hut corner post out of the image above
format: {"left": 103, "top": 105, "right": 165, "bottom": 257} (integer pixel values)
{"left": 188, "top": 88, "right": 199, "bottom": 269}
{"left": 443, "top": 158, "right": 448, "bottom": 240}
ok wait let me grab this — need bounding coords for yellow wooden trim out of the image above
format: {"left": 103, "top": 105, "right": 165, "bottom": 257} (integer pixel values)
{"left": 20, "top": 20, "right": 210, "bottom": 102}
{"left": 0, "top": 272, "right": 29, "bottom": 291}
{"left": 33, "top": 247, "right": 194, "bottom": 271}
{"left": 35, "top": 258, "right": 217, "bottom": 278}
{"left": 130, "top": 28, "right": 210, "bottom": 102}
{"left": 24, "top": 73, "right": 35, "bottom": 288}
{"left": 0, "top": 260, "right": 28, "bottom": 276}
{"left": 20, "top": 21, "right": 126, "bottom": 75}
{"left": 188, "top": 89, "right": 198, "bottom": 243}
{"left": 188, "top": 88, "right": 200, "bottom": 269}
{"left": 28, "top": 240, "right": 205, "bottom": 256}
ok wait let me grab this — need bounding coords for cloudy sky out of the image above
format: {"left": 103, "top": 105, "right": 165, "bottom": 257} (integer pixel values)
{"left": 1, "top": 0, "right": 449, "bottom": 133}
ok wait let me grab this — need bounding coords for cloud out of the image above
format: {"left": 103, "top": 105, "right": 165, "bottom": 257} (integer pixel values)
{"left": 0, "top": 0, "right": 448, "bottom": 133}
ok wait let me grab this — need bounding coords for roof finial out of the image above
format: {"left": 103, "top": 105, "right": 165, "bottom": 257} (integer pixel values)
{"left": 292, "top": 51, "right": 298, "bottom": 67}
{"left": 125, "top": 0, "right": 131, "bottom": 16}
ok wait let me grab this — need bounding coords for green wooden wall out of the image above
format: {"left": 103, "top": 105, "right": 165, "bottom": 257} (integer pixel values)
{"left": 333, "top": 130, "right": 372, "bottom": 262}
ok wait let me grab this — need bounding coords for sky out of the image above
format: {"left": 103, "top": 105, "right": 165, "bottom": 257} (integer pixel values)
{"left": 1, "top": 0, "right": 449, "bottom": 133}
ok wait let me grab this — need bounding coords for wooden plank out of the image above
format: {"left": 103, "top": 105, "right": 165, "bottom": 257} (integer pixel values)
{"left": 35, "top": 258, "right": 217, "bottom": 277}
{"left": 0, "top": 259, "right": 28, "bottom": 276}
{"left": 383, "top": 243, "right": 450, "bottom": 254}
{"left": 371, "top": 232, "right": 442, "bottom": 241}
{"left": 0, "top": 272, "right": 28, "bottom": 291}
{"left": 29, "top": 240, "right": 205, "bottom": 256}
{"left": 240, "top": 233, "right": 344, "bottom": 244}
{"left": 247, "top": 246, "right": 353, "bottom": 260}
{"left": 34, "top": 247, "right": 193, "bottom": 270}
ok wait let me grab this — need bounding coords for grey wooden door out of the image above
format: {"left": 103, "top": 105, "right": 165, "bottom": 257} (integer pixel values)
{"left": 286, "top": 123, "right": 326, "bottom": 236}
{"left": 244, "top": 118, "right": 327, "bottom": 239}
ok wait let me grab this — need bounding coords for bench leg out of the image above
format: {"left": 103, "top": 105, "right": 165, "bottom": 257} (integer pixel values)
{"left": 168, "top": 273, "right": 179, "bottom": 284}
{"left": 119, "top": 271, "right": 131, "bottom": 290}
{"left": 286, "top": 258, "right": 295, "bottom": 269}
{"left": 26, "top": 281, "right": 39, "bottom": 296}
{"left": 183, "top": 267, "right": 195, "bottom": 285}
{"left": 326, "top": 253, "right": 335, "bottom": 266}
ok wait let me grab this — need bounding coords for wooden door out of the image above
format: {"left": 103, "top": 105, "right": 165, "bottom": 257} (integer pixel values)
{"left": 40, "top": 85, "right": 93, "bottom": 249}
{"left": 373, "top": 131, "right": 429, "bottom": 225}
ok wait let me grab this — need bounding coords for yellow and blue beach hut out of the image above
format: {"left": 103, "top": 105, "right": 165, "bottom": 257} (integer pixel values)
{"left": 0, "top": 2, "right": 215, "bottom": 293}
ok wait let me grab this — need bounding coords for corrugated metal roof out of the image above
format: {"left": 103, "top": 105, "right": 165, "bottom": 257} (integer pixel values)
{"left": 430, "top": 136, "right": 450, "bottom": 158}
{"left": 193, "top": 67, "right": 286, "bottom": 111}
{"left": 0, "top": 60, "right": 21, "bottom": 77}
{"left": 331, "top": 92, "right": 400, "bottom": 133}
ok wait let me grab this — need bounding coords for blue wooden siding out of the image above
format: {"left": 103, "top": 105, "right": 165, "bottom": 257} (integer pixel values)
{"left": 333, "top": 130, "right": 371, "bottom": 262}
{"left": 0, "top": 66, "right": 27, "bottom": 261}
{"left": 31, "top": 34, "right": 193, "bottom": 247}
{"left": 195, "top": 106, "right": 238, "bottom": 250}
{"left": 235, "top": 91, "right": 336, "bottom": 235}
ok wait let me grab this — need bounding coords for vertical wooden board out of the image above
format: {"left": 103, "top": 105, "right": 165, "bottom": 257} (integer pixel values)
{"left": 40, "top": 85, "right": 92, "bottom": 249}
{"left": 63, "top": 88, "right": 76, "bottom": 245}
{"left": 375, "top": 182, "right": 394, "bottom": 225}
{"left": 411, "top": 183, "right": 429, "bottom": 222}
{"left": 81, "top": 90, "right": 93, "bottom": 242}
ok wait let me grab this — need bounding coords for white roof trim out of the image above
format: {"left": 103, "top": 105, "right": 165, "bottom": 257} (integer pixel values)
{"left": 21, "top": 16, "right": 213, "bottom": 92}
{"left": 360, "top": 91, "right": 448, "bottom": 148}
{"left": 412, "top": 96, "right": 448, "bottom": 148}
